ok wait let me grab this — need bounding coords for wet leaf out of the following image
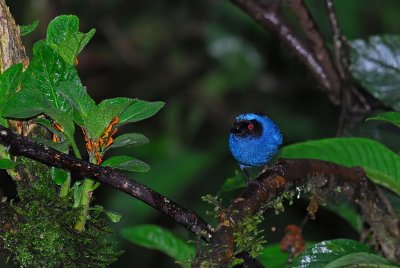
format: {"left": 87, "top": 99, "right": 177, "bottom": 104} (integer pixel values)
{"left": 349, "top": 35, "right": 400, "bottom": 110}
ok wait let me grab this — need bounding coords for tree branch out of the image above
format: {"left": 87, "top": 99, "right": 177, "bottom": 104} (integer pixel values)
{"left": 230, "top": 0, "right": 341, "bottom": 104}
{"left": 194, "top": 159, "right": 400, "bottom": 266}
{"left": 0, "top": 124, "right": 213, "bottom": 241}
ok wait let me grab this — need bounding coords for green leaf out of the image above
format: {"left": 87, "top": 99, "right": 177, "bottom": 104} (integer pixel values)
{"left": 0, "top": 159, "right": 16, "bottom": 169}
{"left": 28, "top": 42, "right": 80, "bottom": 112}
{"left": 326, "top": 204, "right": 362, "bottom": 233}
{"left": 104, "top": 210, "right": 122, "bottom": 223}
{"left": 281, "top": 137, "right": 400, "bottom": 195}
{"left": 3, "top": 87, "right": 48, "bottom": 118}
{"left": 57, "top": 81, "right": 96, "bottom": 125}
{"left": 288, "top": 239, "right": 373, "bottom": 268}
{"left": 119, "top": 100, "right": 165, "bottom": 125}
{"left": 0, "top": 64, "right": 23, "bottom": 126}
{"left": 367, "top": 111, "right": 400, "bottom": 128}
{"left": 20, "top": 19, "right": 39, "bottom": 36}
{"left": 84, "top": 98, "right": 134, "bottom": 139}
{"left": 34, "top": 118, "right": 65, "bottom": 138}
{"left": 47, "top": 15, "right": 95, "bottom": 65}
{"left": 102, "top": 155, "right": 150, "bottom": 173}
{"left": 121, "top": 224, "right": 195, "bottom": 265}
{"left": 51, "top": 167, "right": 68, "bottom": 185}
{"left": 325, "top": 252, "right": 398, "bottom": 268}
{"left": 32, "top": 137, "right": 69, "bottom": 152}
{"left": 349, "top": 35, "right": 400, "bottom": 111}
{"left": 258, "top": 243, "right": 290, "bottom": 268}
{"left": 0, "top": 63, "right": 23, "bottom": 101}
{"left": 220, "top": 171, "right": 246, "bottom": 192}
{"left": 108, "top": 133, "right": 150, "bottom": 150}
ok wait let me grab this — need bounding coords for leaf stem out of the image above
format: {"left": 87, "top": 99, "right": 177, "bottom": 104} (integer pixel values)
{"left": 59, "top": 136, "right": 81, "bottom": 198}
{"left": 74, "top": 153, "right": 96, "bottom": 232}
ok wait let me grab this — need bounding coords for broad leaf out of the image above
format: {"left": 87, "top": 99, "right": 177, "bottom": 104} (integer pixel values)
{"left": 0, "top": 64, "right": 23, "bottom": 125}
{"left": 3, "top": 87, "right": 48, "bottom": 118}
{"left": 367, "top": 111, "right": 400, "bottom": 128}
{"left": 325, "top": 252, "right": 398, "bottom": 268}
{"left": 47, "top": 15, "right": 95, "bottom": 65}
{"left": 288, "top": 239, "right": 373, "bottom": 268}
{"left": 84, "top": 98, "right": 134, "bottom": 139}
{"left": 121, "top": 225, "right": 195, "bottom": 266}
{"left": 20, "top": 20, "right": 39, "bottom": 36}
{"left": 0, "top": 159, "right": 16, "bottom": 169}
{"left": 349, "top": 35, "right": 400, "bottom": 111}
{"left": 57, "top": 81, "right": 96, "bottom": 125}
{"left": 108, "top": 133, "right": 150, "bottom": 150}
{"left": 101, "top": 155, "right": 150, "bottom": 172}
{"left": 281, "top": 138, "right": 400, "bottom": 195}
{"left": 119, "top": 100, "right": 165, "bottom": 125}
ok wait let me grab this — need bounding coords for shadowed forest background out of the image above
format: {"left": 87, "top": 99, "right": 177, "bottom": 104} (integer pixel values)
{"left": 3, "top": 0, "right": 400, "bottom": 267}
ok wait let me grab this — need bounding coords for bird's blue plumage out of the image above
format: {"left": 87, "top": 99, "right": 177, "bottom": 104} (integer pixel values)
{"left": 229, "top": 113, "right": 282, "bottom": 170}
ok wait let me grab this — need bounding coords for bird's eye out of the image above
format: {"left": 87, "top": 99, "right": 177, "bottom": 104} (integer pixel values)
{"left": 247, "top": 123, "right": 254, "bottom": 131}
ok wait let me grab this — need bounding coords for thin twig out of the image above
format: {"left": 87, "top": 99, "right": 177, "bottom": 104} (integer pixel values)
{"left": 288, "top": 0, "right": 342, "bottom": 100}
{"left": 231, "top": 0, "right": 341, "bottom": 104}
{"left": 325, "top": 0, "right": 348, "bottom": 80}
{"left": 0, "top": 124, "right": 213, "bottom": 241}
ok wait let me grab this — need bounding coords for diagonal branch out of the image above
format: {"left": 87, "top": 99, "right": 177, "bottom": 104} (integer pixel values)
{"left": 0, "top": 124, "right": 213, "bottom": 241}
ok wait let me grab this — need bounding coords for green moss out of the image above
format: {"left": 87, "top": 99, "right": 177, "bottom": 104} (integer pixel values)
{"left": 233, "top": 210, "right": 265, "bottom": 259}
{"left": 0, "top": 196, "right": 121, "bottom": 267}
{"left": 0, "top": 156, "right": 121, "bottom": 267}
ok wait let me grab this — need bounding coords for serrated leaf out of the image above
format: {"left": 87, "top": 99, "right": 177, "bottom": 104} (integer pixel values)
{"left": 51, "top": 167, "right": 68, "bottom": 185}
{"left": 325, "top": 252, "right": 398, "bottom": 268}
{"left": 121, "top": 224, "right": 195, "bottom": 266}
{"left": 367, "top": 111, "right": 400, "bottom": 128}
{"left": 102, "top": 155, "right": 150, "bottom": 173}
{"left": 0, "top": 159, "right": 16, "bottom": 169}
{"left": 108, "top": 133, "right": 149, "bottom": 150}
{"left": 281, "top": 138, "right": 400, "bottom": 195}
{"left": 288, "top": 239, "right": 373, "bottom": 268}
{"left": 349, "top": 35, "right": 400, "bottom": 111}
{"left": 47, "top": 15, "right": 95, "bottom": 65}
{"left": 57, "top": 81, "right": 96, "bottom": 125}
{"left": 84, "top": 98, "right": 134, "bottom": 139}
{"left": 119, "top": 100, "right": 165, "bottom": 125}
{"left": 104, "top": 210, "right": 122, "bottom": 223}
{"left": 20, "top": 19, "right": 39, "bottom": 36}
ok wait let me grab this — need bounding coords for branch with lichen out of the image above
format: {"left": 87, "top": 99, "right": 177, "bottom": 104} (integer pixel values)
{"left": 194, "top": 159, "right": 400, "bottom": 267}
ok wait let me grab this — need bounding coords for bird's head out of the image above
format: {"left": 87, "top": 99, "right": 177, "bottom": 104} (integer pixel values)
{"left": 229, "top": 113, "right": 282, "bottom": 168}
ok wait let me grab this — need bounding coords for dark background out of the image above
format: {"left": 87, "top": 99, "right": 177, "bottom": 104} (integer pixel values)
{"left": 4, "top": 0, "right": 400, "bottom": 267}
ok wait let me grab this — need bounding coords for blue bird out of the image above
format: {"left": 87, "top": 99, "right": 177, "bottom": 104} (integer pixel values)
{"left": 229, "top": 113, "right": 282, "bottom": 177}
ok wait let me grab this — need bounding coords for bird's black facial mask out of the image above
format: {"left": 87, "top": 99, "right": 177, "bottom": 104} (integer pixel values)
{"left": 230, "top": 119, "right": 263, "bottom": 138}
